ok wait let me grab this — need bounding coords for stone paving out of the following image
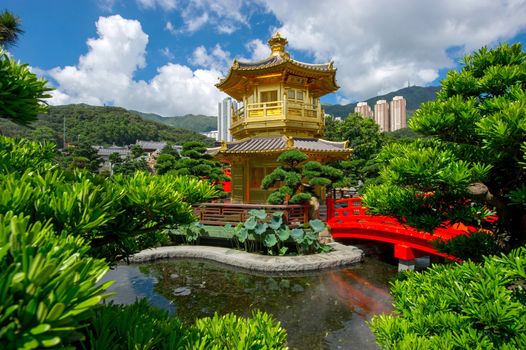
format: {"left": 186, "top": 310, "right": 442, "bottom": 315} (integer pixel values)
{"left": 129, "top": 243, "right": 363, "bottom": 272}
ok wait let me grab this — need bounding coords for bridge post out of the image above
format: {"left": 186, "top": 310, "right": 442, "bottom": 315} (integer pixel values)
{"left": 398, "top": 259, "right": 416, "bottom": 271}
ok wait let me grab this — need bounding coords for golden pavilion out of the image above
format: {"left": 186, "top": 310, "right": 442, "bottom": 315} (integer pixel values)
{"left": 215, "top": 33, "right": 351, "bottom": 204}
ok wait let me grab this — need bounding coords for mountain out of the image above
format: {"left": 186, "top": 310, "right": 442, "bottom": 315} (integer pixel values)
{"left": 131, "top": 111, "right": 217, "bottom": 133}
{"left": 0, "top": 104, "right": 215, "bottom": 147}
{"left": 323, "top": 85, "right": 441, "bottom": 118}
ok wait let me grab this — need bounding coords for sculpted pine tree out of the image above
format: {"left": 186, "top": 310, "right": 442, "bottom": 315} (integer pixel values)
{"left": 364, "top": 43, "right": 526, "bottom": 247}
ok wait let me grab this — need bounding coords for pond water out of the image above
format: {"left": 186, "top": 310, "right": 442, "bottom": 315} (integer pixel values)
{"left": 102, "top": 256, "right": 397, "bottom": 350}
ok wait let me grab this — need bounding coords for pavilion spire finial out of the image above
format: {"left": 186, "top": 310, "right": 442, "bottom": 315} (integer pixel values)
{"left": 268, "top": 32, "right": 288, "bottom": 56}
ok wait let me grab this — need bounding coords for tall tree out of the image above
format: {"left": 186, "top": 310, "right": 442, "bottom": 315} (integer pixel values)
{"left": 364, "top": 43, "right": 526, "bottom": 246}
{"left": 325, "top": 113, "right": 385, "bottom": 189}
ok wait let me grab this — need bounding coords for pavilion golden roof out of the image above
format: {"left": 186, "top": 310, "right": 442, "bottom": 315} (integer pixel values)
{"left": 216, "top": 33, "right": 339, "bottom": 100}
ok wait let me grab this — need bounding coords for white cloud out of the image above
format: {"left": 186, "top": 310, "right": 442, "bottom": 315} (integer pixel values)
{"left": 165, "top": 20, "right": 176, "bottom": 34}
{"left": 136, "top": 0, "right": 177, "bottom": 11}
{"left": 184, "top": 12, "right": 209, "bottom": 32}
{"left": 156, "top": 0, "right": 250, "bottom": 34}
{"left": 190, "top": 44, "right": 232, "bottom": 72}
{"left": 160, "top": 47, "right": 175, "bottom": 60}
{"left": 260, "top": 0, "right": 526, "bottom": 101}
{"left": 244, "top": 39, "right": 269, "bottom": 61}
{"left": 47, "top": 15, "right": 225, "bottom": 116}
{"left": 98, "top": 0, "right": 117, "bottom": 12}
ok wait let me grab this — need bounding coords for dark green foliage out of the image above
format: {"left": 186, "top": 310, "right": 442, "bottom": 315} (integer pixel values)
{"left": 324, "top": 85, "right": 440, "bottom": 119}
{"left": 369, "top": 247, "right": 526, "bottom": 349}
{"left": 364, "top": 142, "right": 493, "bottom": 232}
{"left": 129, "top": 144, "right": 145, "bottom": 158}
{"left": 167, "top": 141, "right": 228, "bottom": 195}
{"left": 0, "top": 50, "right": 52, "bottom": 126}
{"left": 29, "top": 126, "right": 58, "bottom": 145}
{"left": 81, "top": 299, "right": 287, "bottom": 350}
{"left": 132, "top": 111, "right": 217, "bottom": 133}
{"left": 63, "top": 141, "right": 103, "bottom": 172}
{"left": 80, "top": 299, "right": 187, "bottom": 350}
{"left": 276, "top": 149, "right": 308, "bottom": 169}
{"left": 0, "top": 104, "right": 215, "bottom": 147}
{"left": 262, "top": 149, "right": 343, "bottom": 205}
{"left": 433, "top": 231, "right": 500, "bottom": 263}
{"left": 0, "top": 212, "right": 111, "bottom": 349}
{"left": 155, "top": 153, "right": 178, "bottom": 175}
{"left": 364, "top": 43, "right": 526, "bottom": 244}
{"left": 325, "top": 113, "right": 385, "bottom": 189}
{"left": 112, "top": 157, "right": 149, "bottom": 175}
{"left": 385, "top": 127, "right": 422, "bottom": 140}
{"left": 232, "top": 210, "right": 330, "bottom": 255}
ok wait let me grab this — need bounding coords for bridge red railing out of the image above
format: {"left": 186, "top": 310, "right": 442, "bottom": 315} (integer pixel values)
{"left": 326, "top": 197, "right": 477, "bottom": 261}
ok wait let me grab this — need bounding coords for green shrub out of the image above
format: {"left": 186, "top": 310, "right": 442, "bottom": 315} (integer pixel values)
{"left": 0, "top": 212, "right": 111, "bottom": 349}
{"left": 0, "top": 136, "right": 57, "bottom": 174}
{"left": 433, "top": 231, "right": 500, "bottom": 262}
{"left": 369, "top": 247, "right": 526, "bottom": 349}
{"left": 80, "top": 299, "right": 287, "bottom": 350}
{"left": 191, "top": 310, "right": 287, "bottom": 349}
{"left": 0, "top": 50, "right": 52, "bottom": 126}
{"left": 0, "top": 169, "right": 217, "bottom": 262}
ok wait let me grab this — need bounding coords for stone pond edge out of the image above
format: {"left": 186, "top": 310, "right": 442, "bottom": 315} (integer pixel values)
{"left": 128, "top": 243, "right": 364, "bottom": 272}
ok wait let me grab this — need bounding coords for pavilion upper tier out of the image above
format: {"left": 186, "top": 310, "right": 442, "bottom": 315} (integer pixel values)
{"left": 216, "top": 33, "right": 339, "bottom": 139}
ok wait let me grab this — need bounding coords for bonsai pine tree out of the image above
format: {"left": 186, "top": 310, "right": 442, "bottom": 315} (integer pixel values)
{"left": 169, "top": 141, "right": 229, "bottom": 184}
{"left": 262, "top": 149, "right": 343, "bottom": 204}
{"left": 363, "top": 42, "right": 526, "bottom": 247}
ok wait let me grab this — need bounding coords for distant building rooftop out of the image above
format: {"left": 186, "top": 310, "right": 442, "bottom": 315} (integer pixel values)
{"left": 135, "top": 140, "right": 167, "bottom": 151}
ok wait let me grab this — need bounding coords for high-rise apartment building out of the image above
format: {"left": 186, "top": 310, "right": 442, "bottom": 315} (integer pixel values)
{"left": 390, "top": 96, "right": 407, "bottom": 131}
{"left": 354, "top": 101, "right": 373, "bottom": 118}
{"left": 218, "top": 97, "right": 237, "bottom": 142}
{"left": 374, "top": 100, "right": 389, "bottom": 132}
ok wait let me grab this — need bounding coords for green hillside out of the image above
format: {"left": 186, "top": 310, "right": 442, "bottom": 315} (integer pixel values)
{"left": 0, "top": 104, "right": 215, "bottom": 147}
{"left": 132, "top": 111, "right": 217, "bottom": 133}
{"left": 323, "top": 85, "right": 440, "bottom": 118}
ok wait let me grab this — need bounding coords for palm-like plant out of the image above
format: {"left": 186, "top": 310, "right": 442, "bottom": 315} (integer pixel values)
{"left": 0, "top": 10, "right": 23, "bottom": 48}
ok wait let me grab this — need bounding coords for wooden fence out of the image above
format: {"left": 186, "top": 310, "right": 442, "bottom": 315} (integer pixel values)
{"left": 193, "top": 202, "right": 309, "bottom": 226}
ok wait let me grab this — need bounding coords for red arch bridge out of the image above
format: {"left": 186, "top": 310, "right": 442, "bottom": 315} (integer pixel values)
{"left": 326, "top": 197, "right": 477, "bottom": 266}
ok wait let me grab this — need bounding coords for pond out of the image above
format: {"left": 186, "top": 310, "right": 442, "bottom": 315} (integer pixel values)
{"left": 102, "top": 256, "right": 397, "bottom": 350}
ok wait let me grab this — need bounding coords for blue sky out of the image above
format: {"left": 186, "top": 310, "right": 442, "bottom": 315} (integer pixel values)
{"left": 4, "top": 0, "right": 526, "bottom": 117}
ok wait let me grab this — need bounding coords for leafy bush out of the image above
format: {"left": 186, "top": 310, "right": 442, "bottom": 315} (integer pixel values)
{"left": 0, "top": 212, "right": 111, "bottom": 349}
{"left": 191, "top": 310, "right": 287, "bottom": 349}
{"left": 433, "top": 231, "right": 500, "bottom": 263}
{"left": 0, "top": 136, "right": 57, "bottom": 174}
{"left": 0, "top": 166, "right": 217, "bottom": 262}
{"left": 0, "top": 50, "right": 52, "bottom": 126}
{"left": 80, "top": 299, "right": 287, "bottom": 350}
{"left": 369, "top": 247, "right": 526, "bottom": 349}
{"left": 232, "top": 209, "right": 330, "bottom": 255}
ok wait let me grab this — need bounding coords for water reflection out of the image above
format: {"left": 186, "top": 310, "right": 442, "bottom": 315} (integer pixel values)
{"left": 102, "top": 257, "right": 396, "bottom": 350}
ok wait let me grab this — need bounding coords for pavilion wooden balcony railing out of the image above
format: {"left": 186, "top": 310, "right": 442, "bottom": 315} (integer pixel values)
{"left": 193, "top": 202, "right": 310, "bottom": 226}
{"left": 231, "top": 100, "right": 323, "bottom": 124}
